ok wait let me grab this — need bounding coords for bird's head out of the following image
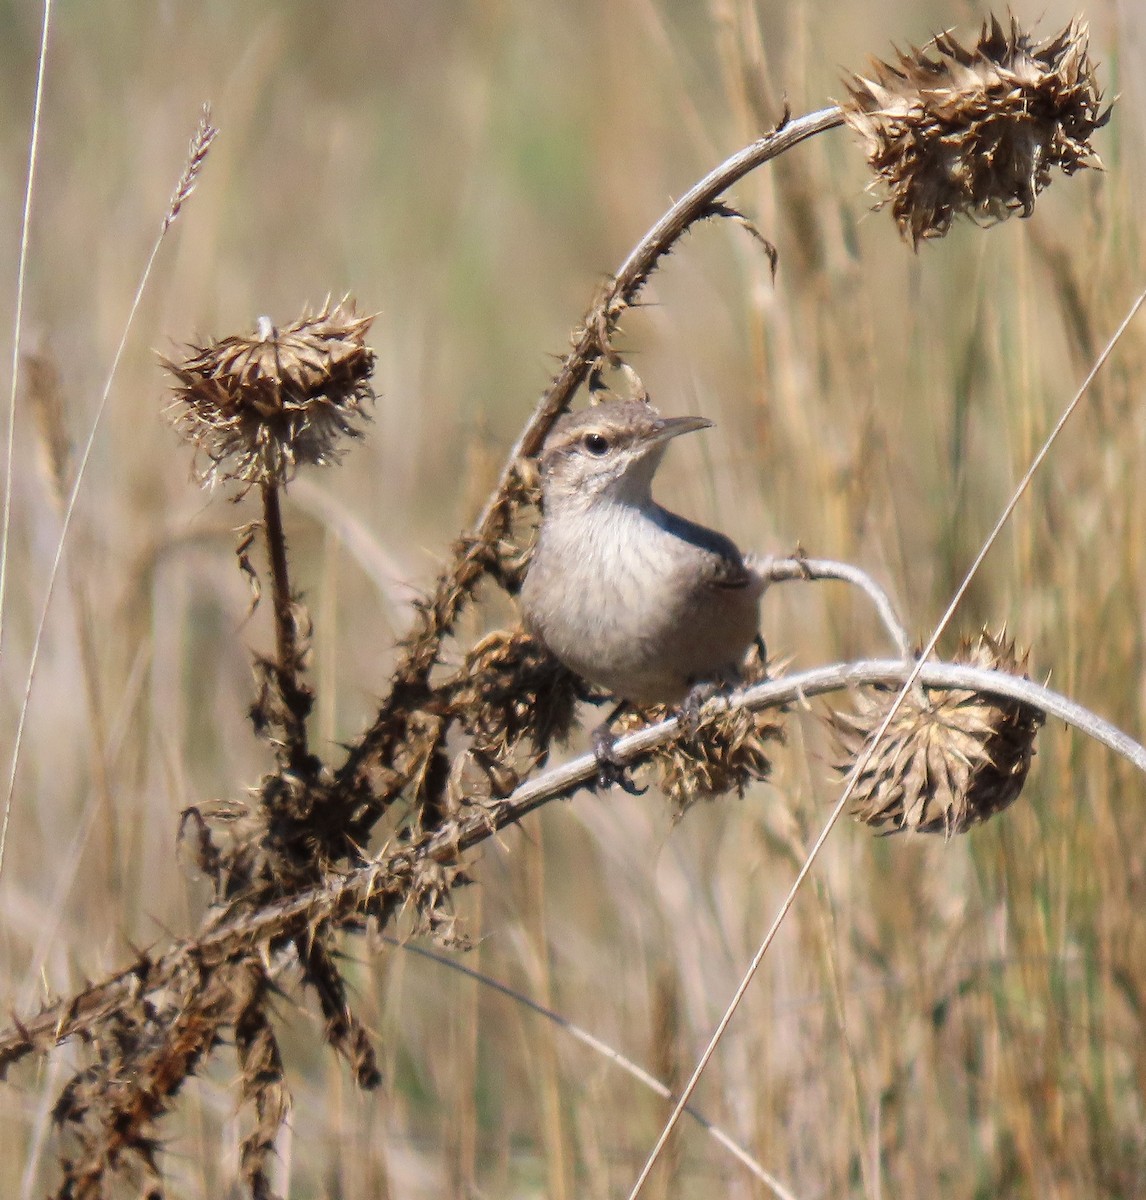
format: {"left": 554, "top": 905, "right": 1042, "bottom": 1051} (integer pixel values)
{"left": 536, "top": 400, "right": 712, "bottom": 508}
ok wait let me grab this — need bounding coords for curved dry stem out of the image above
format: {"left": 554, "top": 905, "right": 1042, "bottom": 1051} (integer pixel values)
{"left": 452, "top": 659, "right": 1146, "bottom": 830}
{"left": 3, "top": 655, "right": 1141, "bottom": 1076}
{"left": 491, "top": 105, "right": 843, "bottom": 509}
{"left": 763, "top": 555, "right": 910, "bottom": 657}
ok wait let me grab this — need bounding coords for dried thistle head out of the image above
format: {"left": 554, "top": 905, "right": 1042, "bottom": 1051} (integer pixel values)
{"left": 392, "top": 710, "right": 449, "bottom": 812}
{"left": 842, "top": 15, "right": 1108, "bottom": 245}
{"left": 619, "top": 647, "right": 782, "bottom": 817}
{"left": 163, "top": 299, "right": 376, "bottom": 489}
{"left": 447, "top": 628, "right": 587, "bottom": 760}
{"left": 833, "top": 629, "right": 1043, "bottom": 836}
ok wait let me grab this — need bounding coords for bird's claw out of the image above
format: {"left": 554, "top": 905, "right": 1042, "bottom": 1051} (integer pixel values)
{"left": 592, "top": 723, "right": 647, "bottom": 795}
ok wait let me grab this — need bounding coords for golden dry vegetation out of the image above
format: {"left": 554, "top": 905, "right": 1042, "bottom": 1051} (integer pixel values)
{"left": 2, "top": 0, "right": 1146, "bottom": 1196}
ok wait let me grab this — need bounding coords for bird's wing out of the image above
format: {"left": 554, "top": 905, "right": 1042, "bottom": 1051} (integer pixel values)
{"left": 657, "top": 509, "right": 762, "bottom": 592}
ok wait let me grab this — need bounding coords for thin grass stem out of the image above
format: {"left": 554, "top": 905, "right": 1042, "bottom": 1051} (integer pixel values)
{"left": 0, "top": 0, "right": 52, "bottom": 653}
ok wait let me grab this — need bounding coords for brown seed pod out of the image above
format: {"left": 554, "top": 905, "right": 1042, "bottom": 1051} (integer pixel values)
{"left": 447, "top": 628, "right": 586, "bottom": 759}
{"left": 163, "top": 299, "right": 376, "bottom": 489}
{"left": 841, "top": 15, "right": 1109, "bottom": 245}
{"left": 617, "top": 645, "right": 782, "bottom": 817}
{"left": 832, "top": 629, "right": 1044, "bottom": 836}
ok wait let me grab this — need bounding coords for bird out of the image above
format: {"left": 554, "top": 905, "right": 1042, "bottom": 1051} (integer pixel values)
{"left": 520, "top": 399, "right": 767, "bottom": 753}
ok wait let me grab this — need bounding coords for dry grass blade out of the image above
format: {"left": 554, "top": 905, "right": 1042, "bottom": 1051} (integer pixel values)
{"left": 23, "top": 350, "right": 72, "bottom": 511}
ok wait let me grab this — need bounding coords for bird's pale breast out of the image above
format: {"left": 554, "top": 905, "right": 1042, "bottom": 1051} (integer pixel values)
{"left": 522, "top": 499, "right": 762, "bottom": 704}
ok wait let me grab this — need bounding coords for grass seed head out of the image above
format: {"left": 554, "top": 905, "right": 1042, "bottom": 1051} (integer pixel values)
{"left": 842, "top": 15, "right": 1109, "bottom": 245}
{"left": 163, "top": 299, "right": 376, "bottom": 490}
{"left": 834, "top": 629, "right": 1044, "bottom": 835}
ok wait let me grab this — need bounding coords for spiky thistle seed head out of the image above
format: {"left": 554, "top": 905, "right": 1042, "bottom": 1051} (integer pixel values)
{"left": 447, "top": 628, "right": 586, "bottom": 759}
{"left": 617, "top": 646, "right": 782, "bottom": 817}
{"left": 833, "top": 629, "right": 1043, "bottom": 836}
{"left": 841, "top": 15, "right": 1109, "bottom": 245}
{"left": 163, "top": 299, "right": 376, "bottom": 490}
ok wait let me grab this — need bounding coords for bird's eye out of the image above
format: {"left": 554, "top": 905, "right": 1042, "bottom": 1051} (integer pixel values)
{"left": 583, "top": 432, "right": 610, "bottom": 456}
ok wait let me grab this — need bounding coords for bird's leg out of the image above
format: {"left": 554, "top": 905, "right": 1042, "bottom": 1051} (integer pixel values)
{"left": 591, "top": 702, "right": 647, "bottom": 796}
{"left": 749, "top": 633, "right": 769, "bottom": 680}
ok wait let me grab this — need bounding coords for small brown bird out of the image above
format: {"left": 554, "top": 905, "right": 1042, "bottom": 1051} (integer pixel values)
{"left": 521, "top": 400, "right": 766, "bottom": 713}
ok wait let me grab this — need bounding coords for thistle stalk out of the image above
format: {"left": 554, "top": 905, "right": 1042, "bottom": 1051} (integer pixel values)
{"left": 261, "top": 480, "right": 308, "bottom": 765}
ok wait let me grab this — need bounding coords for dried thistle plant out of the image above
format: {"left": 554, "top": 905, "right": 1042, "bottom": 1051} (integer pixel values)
{"left": 52, "top": 959, "right": 236, "bottom": 1200}
{"left": 842, "top": 15, "right": 1108, "bottom": 244}
{"left": 163, "top": 300, "right": 376, "bottom": 490}
{"left": 447, "top": 628, "right": 586, "bottom": 759}
{"left": 163, "top": 298, "right": 378, "bottom": 786}
{"left": 833, "top": 629, "right": 1044, "bottom": 835}
{"left": 618, "top": 646, "right": 783, "bottom": 816}
{"left": 233, "top": 962, "right": 290, "bottom": 1200}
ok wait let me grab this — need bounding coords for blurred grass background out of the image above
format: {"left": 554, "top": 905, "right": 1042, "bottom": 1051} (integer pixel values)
{"left": 2, "top": 0, "right": 1146, "bottom": 1195}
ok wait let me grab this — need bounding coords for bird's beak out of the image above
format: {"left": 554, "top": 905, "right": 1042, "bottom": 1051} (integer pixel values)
{"left": 650, "top": 414, "right": 713, "bottom": 445}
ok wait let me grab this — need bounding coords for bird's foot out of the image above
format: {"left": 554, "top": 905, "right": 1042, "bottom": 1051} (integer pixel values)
{"left": 677, "top": 681, "right": 722, "bottom": 736}
{"left": 591, "top": 721, "right": 647, "bottom": 796}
